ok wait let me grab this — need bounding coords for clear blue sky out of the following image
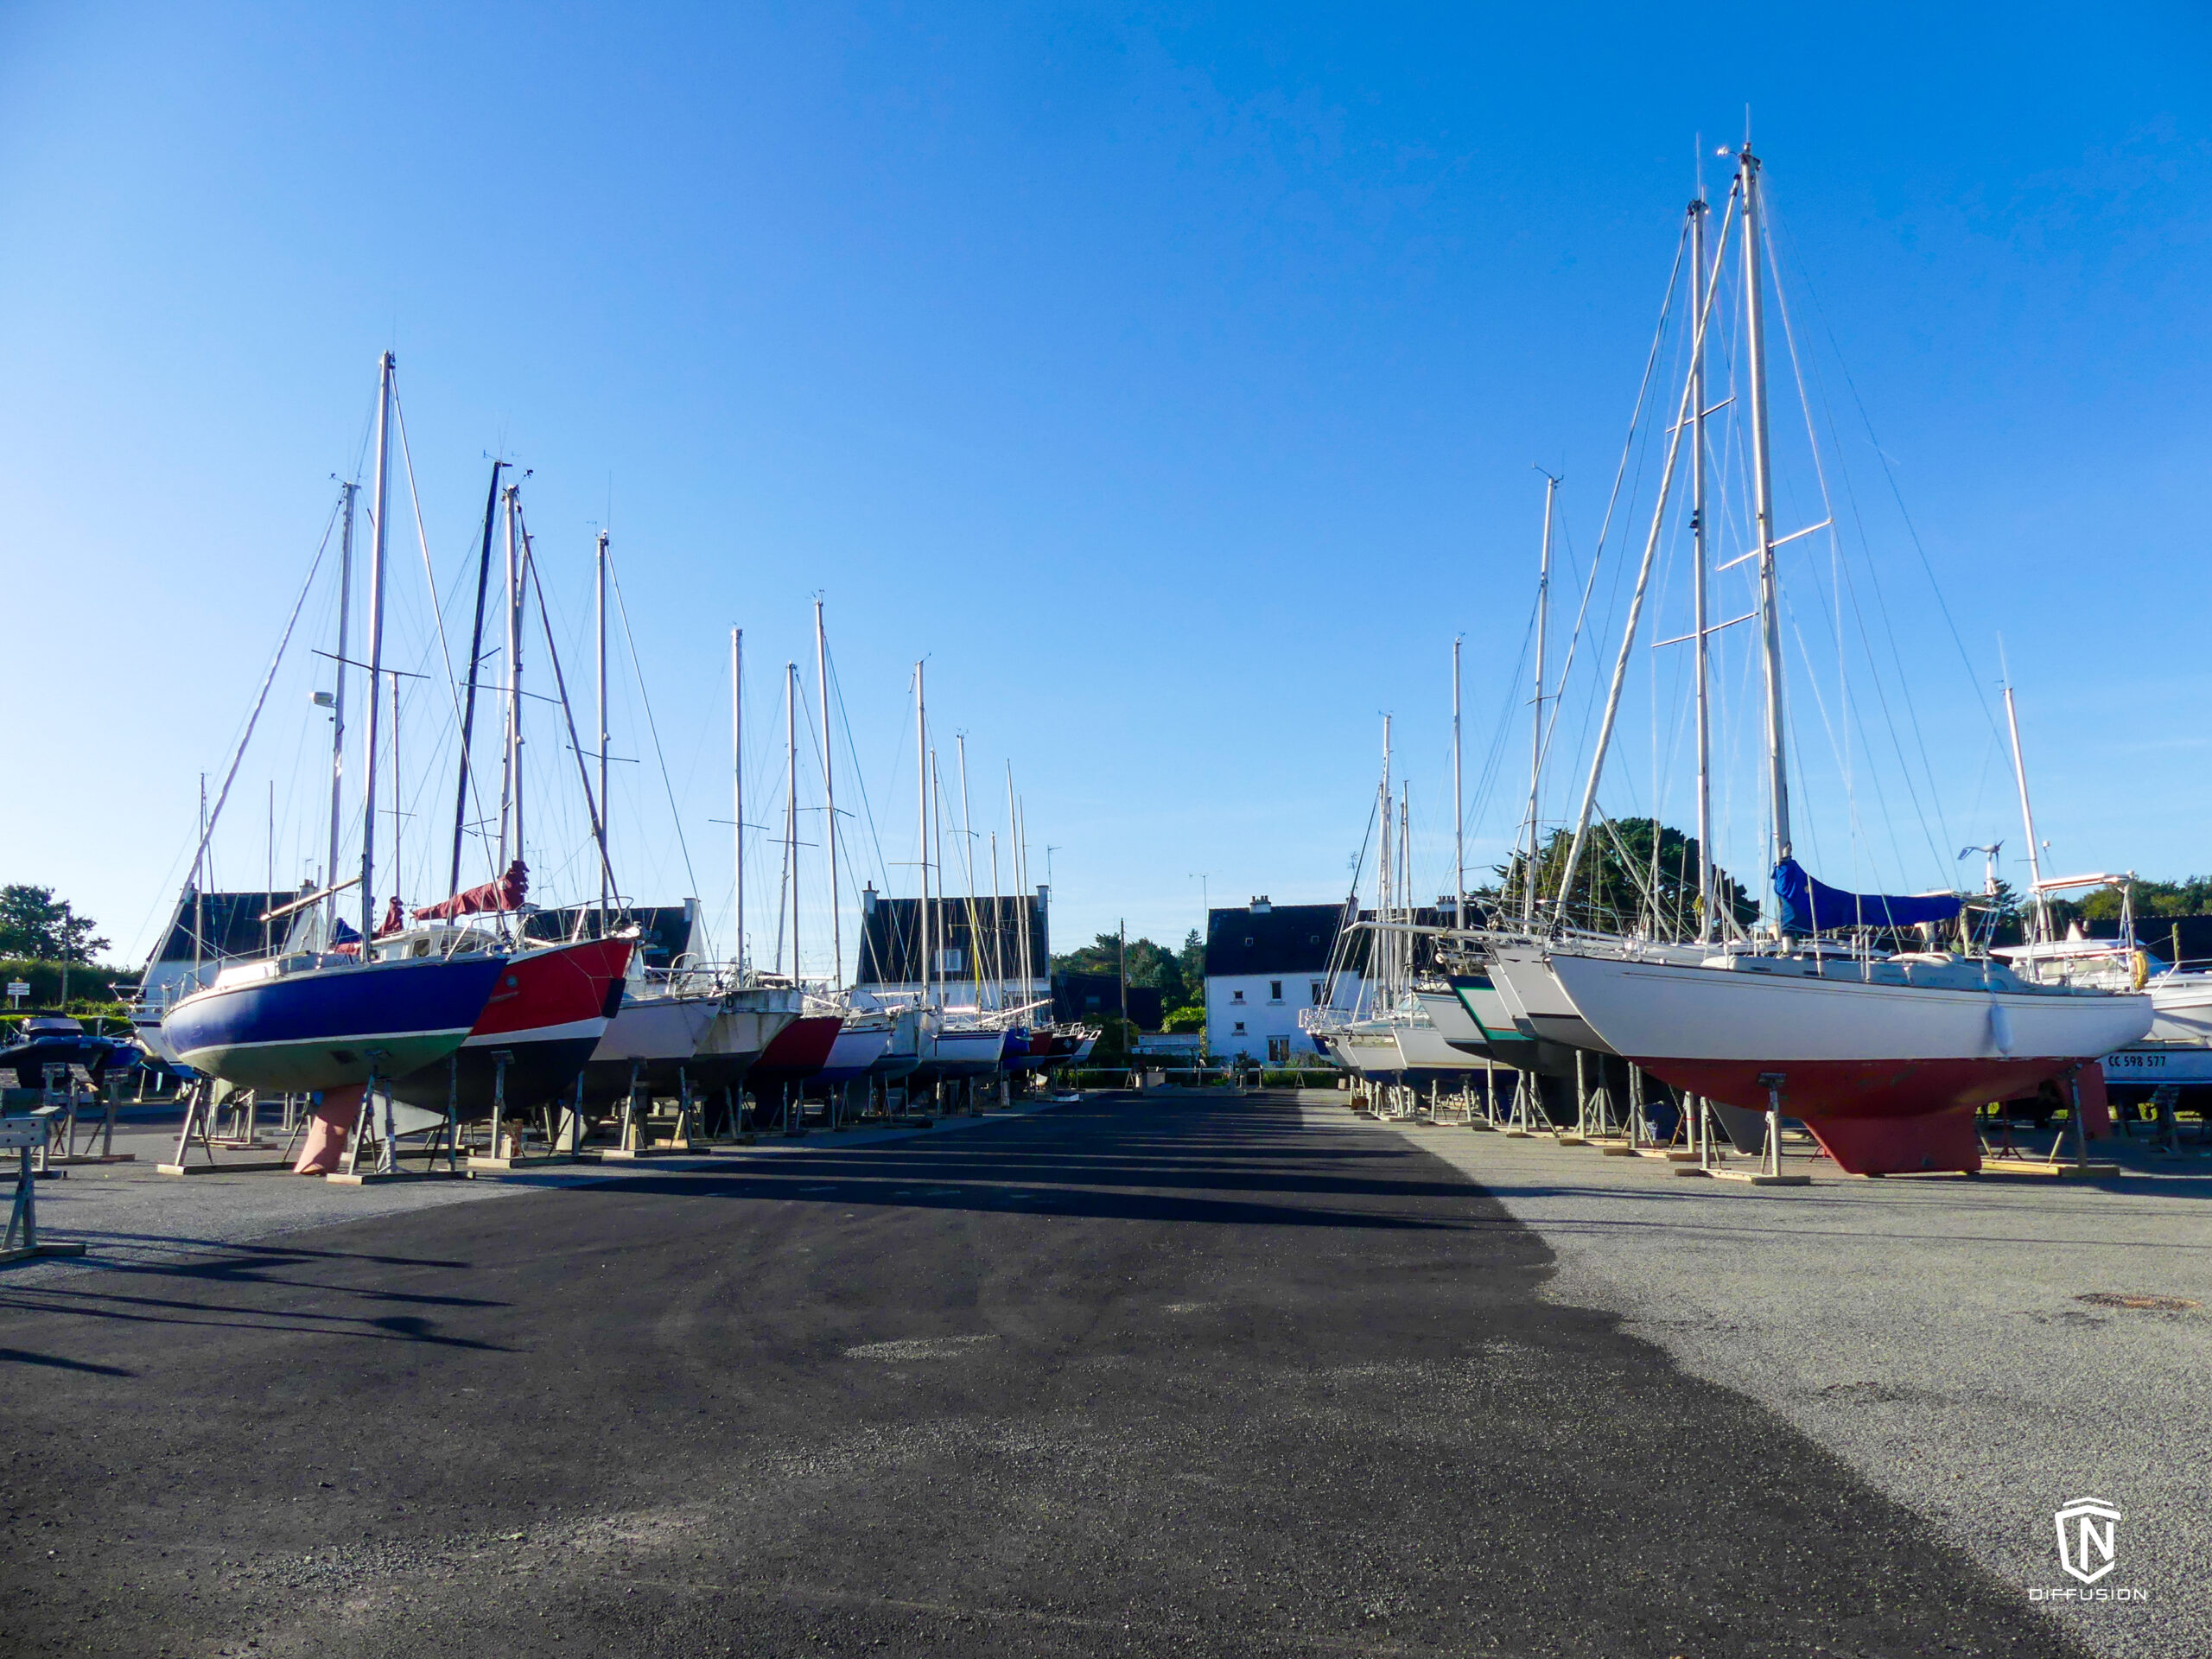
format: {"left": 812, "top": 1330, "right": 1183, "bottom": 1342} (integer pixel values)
{"left": 5, "top": 3, "right": 2210, "bottom": 971}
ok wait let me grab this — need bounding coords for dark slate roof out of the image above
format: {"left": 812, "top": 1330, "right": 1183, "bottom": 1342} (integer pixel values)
{"left": 853, "top": 892, "right": 1048, "bottom": 988}
{"left": 523, "top": 903, "right": 698, "bottom": 969}
{"left": 1203, "top": 902, "right": 1356, "bottom": 977}
{"left": 1048, "top": 971, "right": 1162, "bottom": 1029}
{"left": 150, "top": 888, "right": 304, "bottom": 965}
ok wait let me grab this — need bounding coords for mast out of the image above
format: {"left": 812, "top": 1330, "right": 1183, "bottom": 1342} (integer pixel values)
{"left": 1521, "top": 474, "right": 1558, "bottom": 924}
{"left": 815, "top": 599, "right": 841, "bottom": 992}
{"left": 1006, "top": 766, "right": 1027, "bottom": 1010}
{"left": 731, "top": 627, "right": 744, "bottom": 973}
{"left": 194, "top": 774, "right": 207, "bottom": 977}
{"left": 988, "top": 831, "right": 1003, "bottom": 1012}
{"left": 389, "top": 670, "right": 402, "bottom": 909}
{"left": 326, "top": 480, "right": 357, "bottom": 941}
{"left": 448, "top": 460, "right": 504, "bottom": 895}
{"left": 785, "top": 661, "right": 800, "bottom": 984}
{"left": 358, "top": 350, "right": 394, "bottom": 946}
{"left": 1010, "top": 768, "right": 1034, "bottom": 1012}
{"left": 1452, "top": 636, "right": 1465, "bottom": 931}
{"left": 1378, "top": 715, "right": 1393, "bottom": 1004}
{"left": 1741, "top": 143, "right": 1792, "bottom": 870}
{"left": 497, "top": 487, "right": 520, "bottom": 874}
{"left": 1690, "top": 189, "right": 1716, "bottom": 940}
{"left": 2004, "top": 683, "right": 2051, "bottom": 944}
{"left": 915, "top": 662, "right": 931, "bottom": 1007}
{"left": 1398, "top": 783, "right": 1411, "bottom": 1001}
{"left": 1554, "top": 206, "right": 1726, "bottom": 931}
{"left": 595, "top": 531, "right": 611, "bottom": 918}
{"left": 956, "top": 734, "right": 987, "bottom": 1005}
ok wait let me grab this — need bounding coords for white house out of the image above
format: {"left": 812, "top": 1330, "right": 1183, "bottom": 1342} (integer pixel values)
{"left": 1203, "top": 897, "right": 1363, "bottom": 1064}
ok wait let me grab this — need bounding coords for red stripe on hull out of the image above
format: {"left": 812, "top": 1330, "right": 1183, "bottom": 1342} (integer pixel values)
{"left": 750, "top": 1014, "right": 843, "bottom": 1090}
{"left": 470, "top": 938, "right": 633, "bottom": 1037}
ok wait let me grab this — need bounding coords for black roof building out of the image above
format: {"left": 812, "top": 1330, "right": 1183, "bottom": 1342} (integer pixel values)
{"left": 853, "top": 888, "right": 1049, "bottom": 989}
{"left": 149, "top": 887, "right": 303, "bottom": 966}
{"left": 523, "top": 902, "right": 701, "bottom": 972}
{"left": 1203, "top": 899, "right": 1361, "bottom": 978}
{"left": 1050, "top": 971, "right": 1163, "bottom": 1031}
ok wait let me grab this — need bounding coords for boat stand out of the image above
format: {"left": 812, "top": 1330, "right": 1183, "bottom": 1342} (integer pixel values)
{"left": 467, "top": 1053, "right": 576, "bottom": 1172}
{"left": 2, "top": 1109, "right": 86, "bottom": 1266}
{"left": 159, "top": 1080, "right": 298, "bottom": 1175}
{"left": 1688, "top": 1073, "right": 1810, "bottom": 1185}
{"left": 329, "top": 1065, "right": 462, "bottom": 1185}
{"left": 36, "top": 1065, "right": 136, "bottom": 1167}
{"left": 598, "top": 1063, "right": 683, "bottom": 1159}
{"left": 1982, "top": 1066, "right": 2120, "bottom": 1179}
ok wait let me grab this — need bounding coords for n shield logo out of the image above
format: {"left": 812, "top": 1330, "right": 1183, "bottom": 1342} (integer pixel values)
{"left": 2055, "top": 1497, "right": 2121, "bottom": 1586}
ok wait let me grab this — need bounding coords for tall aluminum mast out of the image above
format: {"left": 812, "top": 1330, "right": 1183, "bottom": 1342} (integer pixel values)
{"left": 1740, "top": 143, "right": 1792, "bottom": 869}
{"left": 814, "top": 599, "right": 841, "bottom": 991}
{"left": 730, "top": 627, "right": 744, "bottom": 972}
{"left": 1452, "top": 636, "right": 1465, "bottom": 931}
{"left": 1553, "top": 203, "right": 1727, "bottom": 931}
{"left": 915, "top": 663, "right": 931, "bottom": 1007}
{"left": 325, "top": 480, "right": 357, "bottom": 941}
{"left": 1010, "top": 767, "right": 1034, "bottom": 1008}
{"left": 497, "top": 487, "right": 525, "bottom": 877}
{"left": 1378, "top": 715, "right": 1393, "bottom": 1003}
{"left": 1690, "top": 189, "right": 1716, "bottom": 939}
{"left": 1521, "top": 473, "right": 1558, "bottom": 924}
{"left": 1397, "top": 783, "right": 1411, "bottom": 1002}
{"left": 448, "top": 461, "right": 504, "bottom": 895}
{"left": 785, "top": 661, "right": 800, "bottom": 984}
{"left": 594, "top": 531, "right": 611, "bottom": 917}
{"left": 2004, "top": 683, "right": 2051, "bottom": 944}
{"left": 358, "top": 351, "right": 394, "bottom": 945}
{"left": 956, "top": 734, "right": 989, "bottom": 1001}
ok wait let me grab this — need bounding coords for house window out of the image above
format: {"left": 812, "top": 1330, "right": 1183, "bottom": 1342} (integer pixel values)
{"left": 935, "top": 947, "right": 964, "bottom": 974}
{"left": 1268, "top": 981, "right": 1282, "bottom": 1002}
{"left": 1231, "top": 988, "right": 1245, "bottom": 1004}
{"left": 1267, "top": 1037, "right": 1290, "bottom": 1064}
{"left": 1233, "top": 1020, "right": 1246, "bottom": 1035}
{"left": 1310, "top": 982, "right": 1323, "bottom": 1004}
{"left": 1243, "top": 936, "right": 1254, "bottom": 947}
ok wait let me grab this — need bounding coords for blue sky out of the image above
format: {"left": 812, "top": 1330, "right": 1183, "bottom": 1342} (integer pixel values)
{"left": 4, "top": 3, "right": 2210, "bottom": 972}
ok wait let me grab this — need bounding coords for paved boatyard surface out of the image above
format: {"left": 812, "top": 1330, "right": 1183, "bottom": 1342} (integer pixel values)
{"left": 1362, "top": 1103, "right": 2212, "bottom": 1659}
{"left": 0, "top": 1091, "right": 2107, "bottom": 1658}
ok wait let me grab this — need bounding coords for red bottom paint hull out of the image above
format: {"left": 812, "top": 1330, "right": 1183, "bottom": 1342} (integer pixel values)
{"left": 1630, "top": 1055, "right": 2094, "bottom": 1175}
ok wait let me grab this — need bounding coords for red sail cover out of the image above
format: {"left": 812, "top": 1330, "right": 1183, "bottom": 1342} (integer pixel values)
{"left": 414, "top": 860, "right": 529, "bottom": 921}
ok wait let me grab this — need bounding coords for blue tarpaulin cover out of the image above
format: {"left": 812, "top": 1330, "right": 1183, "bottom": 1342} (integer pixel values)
{"left": 1773, "top": 857, "right": 1963, "bottom": 935}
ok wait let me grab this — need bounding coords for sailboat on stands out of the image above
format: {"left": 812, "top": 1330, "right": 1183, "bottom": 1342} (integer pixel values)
{"left": 1525, "top": 144, "right": 2149, "bottom": 1173}
{"left": 162, "top": 355, "right": 505, "bottom": 1096}
{"left": 745, "top": 641, "right": 853, "bottom": 1132}
{"left": 569, "top": 538, "right": 797, "bottom": 1117}
{"left": 381, "top": 471, "right": 637, "bottom": 1121}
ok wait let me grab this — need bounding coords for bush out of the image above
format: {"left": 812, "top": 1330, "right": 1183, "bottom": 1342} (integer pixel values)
{"left": 0, "top": 957, "right": 132, "bottom": 1012}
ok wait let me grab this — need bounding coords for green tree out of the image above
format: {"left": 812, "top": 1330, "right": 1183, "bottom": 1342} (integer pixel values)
{"left": 1488, "top": 819, "right": 1758, "bottom": 936}
{"left": 1049, "top": 931, "right": 1199, "bottom": 1011}
{"left": 0, "top": 886, "right": 109, "bottom": 963}
{"left": 1161, "top": 1003, "right": 1205, "bottom": 1033}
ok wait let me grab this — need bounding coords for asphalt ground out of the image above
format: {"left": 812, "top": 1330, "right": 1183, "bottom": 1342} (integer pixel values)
{"left": 0, "top": 1091, "right": 2088, "bottom": 1658}
{"left": 1362, "top": 1103, "right": 2212, "bottom": 1659}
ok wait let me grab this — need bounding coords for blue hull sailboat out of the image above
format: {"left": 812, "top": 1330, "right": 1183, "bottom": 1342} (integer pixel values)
{"left": 162, "top": 950, "right": 504, "bottom": 1094}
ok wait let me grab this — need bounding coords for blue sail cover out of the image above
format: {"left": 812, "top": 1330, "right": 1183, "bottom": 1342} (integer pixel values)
{"left": 1772, "top": 857, "right": 1963, "bottom": 935}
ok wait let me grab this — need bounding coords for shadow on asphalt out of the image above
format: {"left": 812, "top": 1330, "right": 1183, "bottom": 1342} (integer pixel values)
{"left": 0, "top": 1241, "right": 515, "bottom": 1356}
